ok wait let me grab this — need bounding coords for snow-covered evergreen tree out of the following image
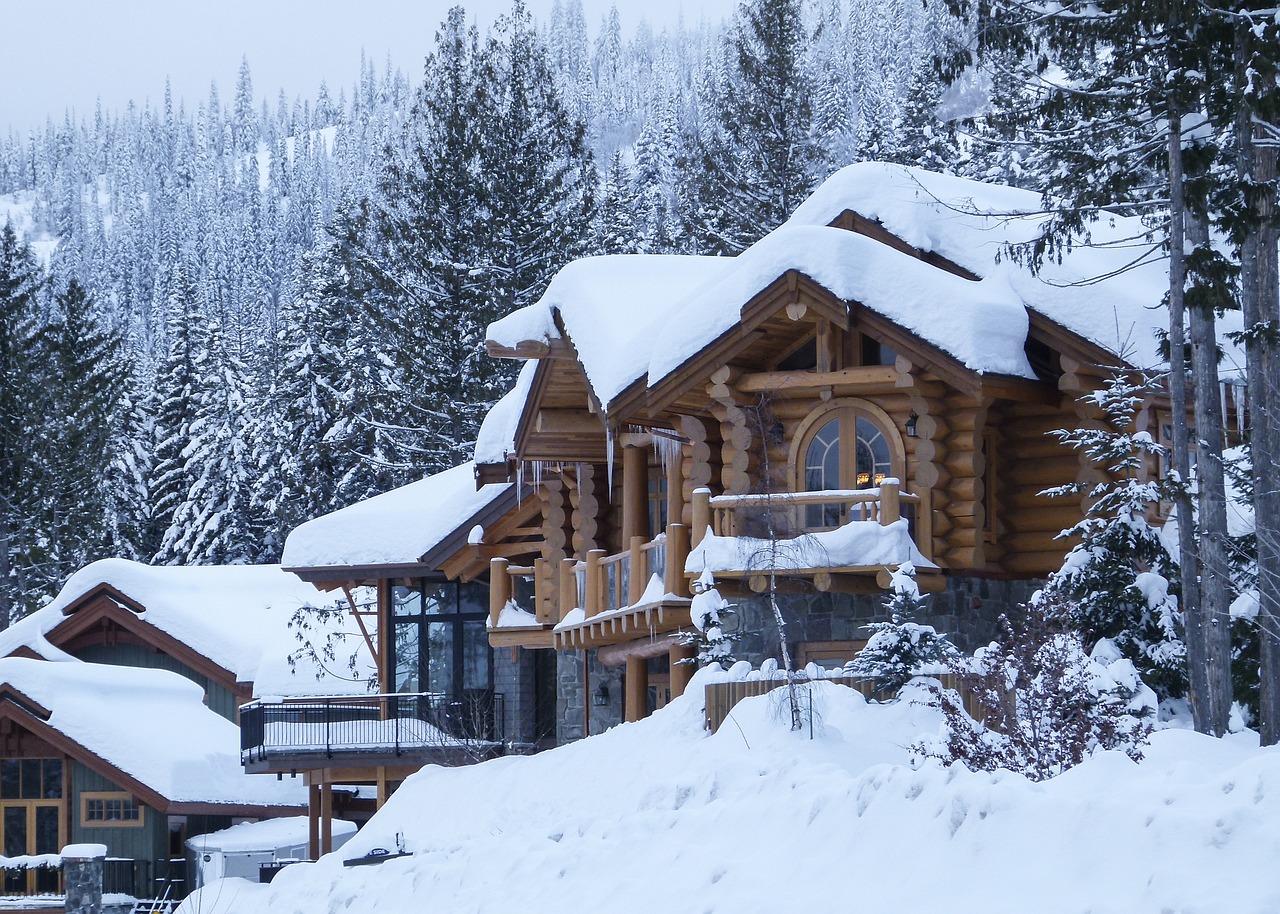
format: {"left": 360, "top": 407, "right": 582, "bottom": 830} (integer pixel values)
{"left": 846, "top": 563, "right": 958, "bottom": 697}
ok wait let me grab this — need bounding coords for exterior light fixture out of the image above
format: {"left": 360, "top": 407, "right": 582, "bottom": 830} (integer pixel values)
{"left": 906, "top": 412, "right": 919, "bottom": 438}
{"left": 593, "top": 683, "right": 610, "bottom": 707}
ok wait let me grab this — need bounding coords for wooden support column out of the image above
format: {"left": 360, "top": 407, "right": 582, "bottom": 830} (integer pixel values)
{"left": 376, "top": 766, "right": 389, "bottom": 810}
{"left": 321, "top": 782, "right": 334, "bottom": 855}
{"left": 621, "top": 442, "right": 649, "bottom": 545}
{"left": 625, "top": 655, "right": 647, "bottom": 723}
{"left": 669, "top": 642, "right": 696, "bottom": 699}
{"left": 308, "top": 784, "right": 321, "bottom": 860}
{"left": 489, "top": 558, "right": 510, "bottom": 628}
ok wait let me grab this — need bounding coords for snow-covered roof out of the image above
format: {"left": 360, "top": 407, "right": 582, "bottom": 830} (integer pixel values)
{"left": 281, "top": 461, "right": 513, "bottom": 571}
{"left": 0, "top": 559, "right": 371, "bottom": 698}
{"left": 783, "top": 162, "right": 1244, "bottom": 373}
{"left": 474, "top": 362, "right": 538, "bottom": 466}
{"left": 187, "top": 816, "right": 356, "bottom": 853}
{"left": 0, "top": 657, "right": 306, "bottom": 809}
{"left": 486, "top": 162, "right": 1245, "bottom": 414}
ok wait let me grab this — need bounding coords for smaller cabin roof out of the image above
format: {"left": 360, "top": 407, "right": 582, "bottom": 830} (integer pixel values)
{"left": 0, "top": 559, "right": 372, "bottom": 698}
{"left": 187, "top": 816, "right": 357, "bottom": 853}
{"left": 281, "top": 461, "right": 514, "bottom": 575}
{"left": 0, "top": 657, "right": 307, "bottom": 810}
{"left": 474, "top": 361, "right": 538, "bottom": 467}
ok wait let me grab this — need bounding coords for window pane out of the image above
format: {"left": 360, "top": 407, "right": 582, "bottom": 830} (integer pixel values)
{"left": 1, "top": 760, "right": 19, "bottom": 799}
{"left": 4, "top": 806, "right": 25, "bottom": 856}
{"left": 34, "top": 806, "right": 58, "bottom": 854}
{"left": 20, "top": 760, "right": 40, "bottom": 799}
{"left": 426, "top": 621, "right": 455, "bottom": 695}
{"left": 855, "top": 417, "right": 892, "bottom": 488}
{"left": 392, "top": 585, "right": 421, "bottom": 618}
{"left": 423, "top": 582, "right": 456, "bottom": 615}
{"left": 41, "top": 760, "right": 61, "bottom": 799}
{"left": 804, "top": 419, "right": 840, "bottom": 491}
{"left": 462, "top": 620, "right": 491, "bottom": 690}
{"left": 457, "top": 583, "right": 488, "bottom": 617}
{"left": 394, "top": 620, "right": 421, "bottom": 693}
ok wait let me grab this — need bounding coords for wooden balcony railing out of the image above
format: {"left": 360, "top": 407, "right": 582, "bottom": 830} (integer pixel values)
{"left": 693, "top": 480, "right": 918, "bottom": 542}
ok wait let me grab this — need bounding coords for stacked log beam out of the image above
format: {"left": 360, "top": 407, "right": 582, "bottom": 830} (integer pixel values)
{"left": 679, "top": 416, "right": 716, "bottom": 529}
{"left": 708, "top": 367, "right": 755, "bottom": 496}
{"left": 939, "top": 394, "right": 991, "bottom": 569}
{"left": 538, "top": 477, "right": 567, "bottom": 623}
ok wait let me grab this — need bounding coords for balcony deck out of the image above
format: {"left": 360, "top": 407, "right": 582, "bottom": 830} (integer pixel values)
{"left": 240, "top": 693, "right": 505, "bottom": 774}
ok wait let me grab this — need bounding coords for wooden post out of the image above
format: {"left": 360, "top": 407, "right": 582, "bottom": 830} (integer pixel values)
{"left": 622, "top": 443, "right": 649, "bottom": 544}
{"left": 669, "top": 641, "right": 696, "bottom": 699}
{"left": 559, "top": 558, "right": 577, "bottom": 621}
{"left": 376, "top": 766, "right": 388, "bottom": 811}
{"left": 667, "top": 441, "right": 685, "bottom": 535}
{"left": 691, "top": 488, "right": 712, "bottom": 547}
{"left": 585, "top": 549, "right": 606, "bottom": 618}
{"left": 489, "top": 557, "right": 510, "bottom": 628}
{"left": 321, "top": 781, "right": 334, "bottom": 855}
{"left": 625, "top": 655, "right": 647, "bottom": 722}
{"left": 880, "top": 479, "right": 900, "bottom": 525}
{"left": 665, "top": 523, "right": 690, "bottom": 598}
{"left": 533, "top": 557, "right": 549, "bottom": 623}
{"left": 628, "top": 535, "right": 646, "bottom": 605}
{"left": 308, "top": 783, "right": 320, "bottom": 860}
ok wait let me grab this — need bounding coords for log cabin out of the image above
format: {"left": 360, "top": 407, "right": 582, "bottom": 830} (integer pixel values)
{"left": 474, "top": 162, "right": 1245, "bottom": 738}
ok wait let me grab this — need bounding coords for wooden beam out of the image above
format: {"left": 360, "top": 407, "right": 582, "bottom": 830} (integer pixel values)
{"left": 536, "top": 409, "right": 605, "bottom": 435}
{"left": 735, "top": 365, "right": 899, "bottom": 395}
{"left": 626, "top": 655, "right": 647, "bottom": 723}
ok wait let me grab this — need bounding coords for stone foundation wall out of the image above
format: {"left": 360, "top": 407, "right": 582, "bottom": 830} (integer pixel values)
{"left": 556, "top": 649, "right": 623, "bottom": 744}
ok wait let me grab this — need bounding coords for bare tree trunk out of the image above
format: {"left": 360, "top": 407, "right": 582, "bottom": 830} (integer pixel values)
{"left": 1237, "top": 26, "right": 1280, "bottom": 744}
{"left": 1187, "top": 211, "right": 1234, "bottom": 736}
{"left": 1166, "top": 95, "right": 1209, "bottom": 732}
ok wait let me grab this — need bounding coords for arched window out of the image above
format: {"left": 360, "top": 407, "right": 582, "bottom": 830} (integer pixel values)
{"left": 795, "top": 402, "right": 902, "bottom": 529}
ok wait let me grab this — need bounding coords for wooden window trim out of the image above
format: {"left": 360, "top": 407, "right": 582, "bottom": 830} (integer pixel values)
{"left": 80, "top": 791, "right": 144, "bottom": 828}
{"left": 789, "top": 399, "right": 907, "bottom": 495}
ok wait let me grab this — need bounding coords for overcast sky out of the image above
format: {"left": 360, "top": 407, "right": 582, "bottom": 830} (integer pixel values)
{"left": 1, "top": 0, "right": 739, "bottom": 134}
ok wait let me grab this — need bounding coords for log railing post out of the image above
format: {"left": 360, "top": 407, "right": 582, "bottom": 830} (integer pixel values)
{"left": 533, "top": 557, "right": 549, "bottom": 623}
{"left": 628, "top": 535, "right": 646, "bottom": 606}
{"left": 559, "top": 558, "right": 577, "bottom": 621}
{"left": 585, "top": 549, "right": 606, "bottom": 618}
{"left": 489, "top": 557, "right": 509, "bottom": 629}
{"left": 665, "top": 523, "right": 689, "bottom": 598}
{"left": 691, "top": 488, "right": 712, "bottom": 547}
{"left": 880, "top": 479, "right": 900, "bottom": 526}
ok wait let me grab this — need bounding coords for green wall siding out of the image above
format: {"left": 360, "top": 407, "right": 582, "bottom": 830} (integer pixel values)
{"left": 73, "top": 643, "right": 239, "bottom": 721}
{"left": 69, "top": 761, "right": 167, "bottom": 868}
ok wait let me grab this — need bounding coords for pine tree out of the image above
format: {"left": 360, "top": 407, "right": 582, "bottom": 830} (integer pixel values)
{"left": 846, "top": 563, "right": 958, "bottom": 697}
{"left": 25, "top": 278, "right": 131, "bottom": 598}
{"left": 679, "top": 0, "right": 826, "bottom": 253}
{"left": 0, "top": 225, "right": 43, "bottom": 625}
{"left": 1042, "top": 374, "right": 1187, "bottom": 698}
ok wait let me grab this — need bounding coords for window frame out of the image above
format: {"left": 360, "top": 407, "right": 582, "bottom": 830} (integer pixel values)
{"left": 80, "top": 792, "right": 144, "bottom": 828}
{"left": 790, "top": 400, "right": 906, "bottom": 525}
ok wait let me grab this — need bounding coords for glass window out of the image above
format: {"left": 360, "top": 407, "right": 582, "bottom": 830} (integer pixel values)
{"left": 423, "top": 583, "right": 456, "bottom": 615}
{"left": 1, "top": 760, "right": 19, "bottom": 799}
{"left": 391, "top": 585, "right": 422, "bottom": 617}
{"left": 426, "top": 621, "right": 455, "bottom": 695}
{"left": 801, "top": 406, "right": 900, "bottom": 529}
{"left": 394, "top": 620, "right": 421, "bottom": 692}
{"left": 462, "top": 621, "right": 491, "bottom": 690}
{"left": 82, "top": 793, "right": 143, "bottom": 827}
{"left": 41, "top": 760, "right": 61, "bottom": 799}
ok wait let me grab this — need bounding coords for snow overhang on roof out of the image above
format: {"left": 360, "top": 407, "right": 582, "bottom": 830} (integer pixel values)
{"left": 474, "top": 361, "right": 539, "bottom": 468}
{"left": 0, "top": 657, "right": 307, "bottom": 811}
{"left": 280, "top": 461, "right": 514, "bottom": 577}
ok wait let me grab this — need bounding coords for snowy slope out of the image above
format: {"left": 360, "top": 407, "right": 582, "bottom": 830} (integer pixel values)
{"left": 178, "top": 668, "right": 1280, "bottom": 914}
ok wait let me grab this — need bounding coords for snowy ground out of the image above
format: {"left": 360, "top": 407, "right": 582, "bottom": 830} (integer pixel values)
{"left": 179, "top": 669, "right": 1280, "bottom": 914}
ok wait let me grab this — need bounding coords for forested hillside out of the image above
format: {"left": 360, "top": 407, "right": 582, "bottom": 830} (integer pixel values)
{"left": 0, "top": 0, "right": 982, "bottom": 620}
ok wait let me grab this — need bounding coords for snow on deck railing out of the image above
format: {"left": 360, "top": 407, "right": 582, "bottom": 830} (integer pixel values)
{"left": 0, "top": 855, "right": 60, "bottom": 870}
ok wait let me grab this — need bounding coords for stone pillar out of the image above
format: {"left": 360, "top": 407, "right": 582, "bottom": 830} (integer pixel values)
{"left": 61, "top": 843, "right": 106, "bottom": 914}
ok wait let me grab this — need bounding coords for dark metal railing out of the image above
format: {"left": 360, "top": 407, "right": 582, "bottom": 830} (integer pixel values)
{"left": 104, "top": 856, "right": 150, "bottom": 897}
{"left": 240, "top": 692, "right": 505, "bottom": 765}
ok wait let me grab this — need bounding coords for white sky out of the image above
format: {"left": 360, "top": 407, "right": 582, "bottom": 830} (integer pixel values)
{"left": 1, "top": 0, "right": 739, "bottom": 134}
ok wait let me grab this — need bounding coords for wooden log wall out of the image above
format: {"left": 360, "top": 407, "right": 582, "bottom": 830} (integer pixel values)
{"left": 708, "top": 367, "right": 756, "bottom": 495}
{"left": 938, "top": 394, "right": 991, "bottom": 569}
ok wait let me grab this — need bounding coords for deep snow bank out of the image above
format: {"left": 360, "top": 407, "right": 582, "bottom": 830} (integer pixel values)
{"left": 179, "top": 671, "right": 1280, "bottom": 914}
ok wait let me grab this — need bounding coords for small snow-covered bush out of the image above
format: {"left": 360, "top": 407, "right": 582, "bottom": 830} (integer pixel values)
{"left": 916, "top": 600, "right": 1154, "bottom": 782}
{"left": 845, "top": 563, "right": 956, "bottom": 697}
{"left": 686, "top": 569, "right": 737, "bottom": 665}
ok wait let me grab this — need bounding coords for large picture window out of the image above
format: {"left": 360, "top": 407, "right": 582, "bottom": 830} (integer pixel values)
{"left": 389, "top": 580, "right": 492, "bottom": 699}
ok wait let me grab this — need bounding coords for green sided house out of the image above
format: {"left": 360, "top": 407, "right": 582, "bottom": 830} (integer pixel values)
{"left": 0, "top": 559, "right": 370, "bottom": 899}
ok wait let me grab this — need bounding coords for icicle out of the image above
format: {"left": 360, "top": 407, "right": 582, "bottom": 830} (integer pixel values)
{"left": 652, "top": 431, "right": 683, "bottom": 476}
{"left": 1237, "top": 380, "right": 1246, "bottom": 439}
{"left": 605, "top": 421, "right": 615, "bottom": 498}
{"left": 516, "top": 460, "right": 524, "bottom": 504}
{"left": 1220, "top": 378, "right": 1229, "bottom": 437}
